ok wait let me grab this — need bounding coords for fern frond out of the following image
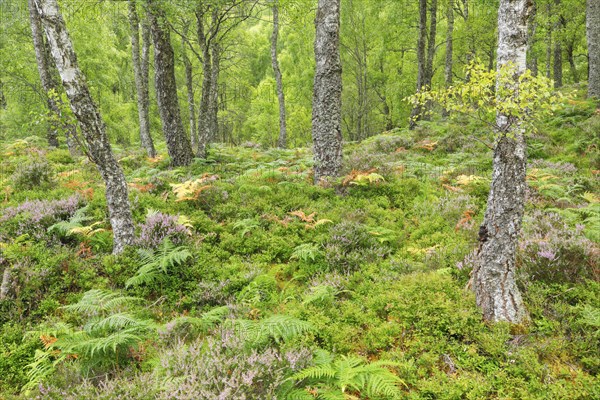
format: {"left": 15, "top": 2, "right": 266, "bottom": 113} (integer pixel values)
{"left": 127, "top": 240, "right": 191, "bottom": 287}
{"left": 78, "top": 329, "right": 145, "bottom": 357}
{"left": 84, "top": 312, "right": 151, "bottom": 332}
{"left": 62, "top": 289, "right": 141, "bottom": 314}
{"left": 164, "top": 306, "right": 229, "bottom": 334}
{"left": 258, "top": 315, "right": 314, "bottom": 343}
{"left": 282, "top": 388, "right": 316, "bottom": 400}
{"left": 292, "top": 365, "right": 338, "bottom": 381}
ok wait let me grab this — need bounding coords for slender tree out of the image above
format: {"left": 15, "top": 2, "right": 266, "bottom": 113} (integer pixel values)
{"left": 209, "top": 41, "right": 220, "bottom": 143}
{"left": 28, "top": 0, "right": 79, "bottom": 153}
{"left": 553, "top": 0, "right": 563, "bottom": 88}
{"left": 194, "top": 1, "right": 257, "bottom": 157}
{"left": 147, "top": 0, "right": 194, "bottom": 166}
{"left": 128, "top": 0, "right": 156, "bottom": 158}
{"left": 271, "top": 2, "right": 287, "bottom": 148}
{"left": 587, "top": 0, "right": 600, "bottom": 98}
{"left": 182, "top": 21, "right": 197, "bottom": 151}
{"left": 35, "top": 0, "right": 135, "bottom": 254}
{"left": 526, "top": 1, "right": 538, "bottom": 76}
{"left": 443, "top": 0, "right": 454, "bottom": 117}
{"left": 196, "top": 6, "right": 213, "bottom": 158}
{"left": 472, "top": 0, "right": 533, "bottom": 323}
{"left": 312, "top": 0, "right": 343, "bottom": 184}
{"left": 424, "top": 0, "right": 438, "bottom": 89}
{"left": 410, "top": 0, "right": 428, "bottom": 129}
{"left": 545, "top": 3, "right": 552, "bottom": 79}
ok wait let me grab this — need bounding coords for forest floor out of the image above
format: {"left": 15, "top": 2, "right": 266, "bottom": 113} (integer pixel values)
{"left": 0, "top": 95, "right": 598, "bottom": 399}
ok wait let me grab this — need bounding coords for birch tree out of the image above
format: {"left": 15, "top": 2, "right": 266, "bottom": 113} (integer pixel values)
{"left": 147, "top": 0, "right": 194, "bottom": 166}
{"left": 128, "top": 0, "right": 156, "bottom": 158}
{"left": 34, "top": 0, "right": 135, "bottom": 254}
{"left": 588, "top": 0, "right": 600, "bottom": 98}
{"left": 471, "top": 0, "right": 534, "bottom": 323}
{"left": 312, "top": 0, "right": 343, "bottom": 183}
{"left": 410, "top": 0, "right": 561, "bottom": 323}
{"left": 271, "top": 2, "right": 287, "bottom": 148}
{"left": 28, "top": 0, "right": 78, "bottom": 153}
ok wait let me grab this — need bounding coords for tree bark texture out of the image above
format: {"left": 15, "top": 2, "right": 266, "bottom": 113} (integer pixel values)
{"left": 587, "top": 0, "right": 600, "bottom": 98}
{"left": 545, "top": 3, "right": 552, "bottom": 79}
{"left": 271, "top": 4, "right": 287, "bottom": 148}
{"left": 196, "top": 9, "right": 212, "bottom": 158}
{"left": 29, "top": 0, "right": 79, "bottom": 151}
{"left": 182, "top": 23, "right": 197, "bottom": 151}
{"left": 128, "top": 0, "right": 156, "bottom": 158}
{"left": 526, "top": 1, "right": 538, "bottom": 76}
{"left": 410, "top": 0, "right": 428, "bottom": 129}
{"left": 424, "top": 0, "right": 438, "bottom": 89}
{"left": 147, "top": 0, "right": 194, "bottom": 166}
{"left": 35, "top": 0, "right": 135, "bottom": 254}
{"left": 208, "top": 41, "right": 220, "bottom": 144}
{"left": 312, "top": 0, "right": 343, "bottom": 184}
{"left": 553, "top": 0, "right": 563, "bottom": 88}
{"left": 472, "top": 0, "right": 532, "bottom": 324}
{"left": 443, "top": 0, "right": 454, "bottom": 117}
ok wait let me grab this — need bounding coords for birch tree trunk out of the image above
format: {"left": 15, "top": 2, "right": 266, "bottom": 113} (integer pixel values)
{"left": 35, "top": 0, "right": 134, "bottom": 254}
{"left": 545, "top": 3, "right": 552, "bottom": 79}
{"left": 312, "top": 0, "right": 342, "bottom": 184}
{"left": 128, "top": 0, "right": 156, "bottom": 158}
{"left": 182, "top": 23, "right": 197, "bottom": 151}
{"left": 410, "top": 0, "right": 428, "bottom": 129}
{"left": 553, "top": 0, "right": 563, "bottom": 88}
{"left": 271, "top": 3, "right": 287, "bottom": 148}
{"left": 566, "top": 40, "right": 579, "bottom": 83}
{"left": 208, "top": 42, "right": 220, "bottom": 144}
{"left": 147, "top": 0, "right": 194, "bottom": 166}
{"left": 442, "top": 0, "right": 454, "bottom": 117}
{"left": 196, "top": 10, "right": 212, "bottom": 158}
{"left": 587, "top": 0, "right": 600, "bottom": 98}
{"left": 29, "top": 0, "right": 78, "bottom": 154}
{"left": 0, "top": 81, "right": 6, "bottom": 110}
{"left": 0, "top": 267, "right": 11, "bottom": 300}
{"left": 29, "top": 0, "right": 59, "bottom": 148}
{"left": 424, "top": 0, "right": 438, "bottom": 89}
{"left": 526, "top": 1, "right": 538, "bottom": 76}
{"left": 472, "top": 0, "right": 532, "bottom": 324}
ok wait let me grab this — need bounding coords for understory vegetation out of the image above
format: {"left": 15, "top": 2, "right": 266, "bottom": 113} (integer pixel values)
{"left": 0, "top": 92, "right": 598, "bottom": 399}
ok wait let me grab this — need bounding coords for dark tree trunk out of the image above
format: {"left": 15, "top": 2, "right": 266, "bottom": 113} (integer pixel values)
{"left": 526, "top": 1, "right": 538, "bottom": 76}
{"left": 271, "top": 3, "right": 287, "bottom": 148}
{"left": 128, "top": 0, "right": 156, "bottom": 158}
{"left": 472, "top": 0, "right": 531, "bottom": 324}
{"left": 566, "top": 40, "right": 579, "bottom": 83}
{"left": 0, "top": 81, "right": 6, "bottom": 109}
{"left": 410, "top": 0, "right": 428, "bottom": 129}
{"left": 312, "top": 0, "right": 342, "bottom": 183}
{"left": 587, "top": 0, "right": 600, "bottom": 98}
{"left": 182, "top": 23, "right": 197, "bottom": 151}
{"left": 147, "top": 0, "right": 194, "bottom": 166}
{"left": 553, "top": 0, "right": 563, "bottom": 88}
{"left": 35, "top": 0, "right": 134, "bottom": 254}
{"left": 443, "top": 0, "right": 454, "bottom": 117}
{"left": 424, "top": 0, "right": 438, "bottom": 88}
{"left": 545, "top": 3, "right": 552, "bottom": 79}
{"left": 208, "top": 41, "right": 220, "bottom": 144}
{"left": 196, "top": 9, "right": 212, "bottom": 158}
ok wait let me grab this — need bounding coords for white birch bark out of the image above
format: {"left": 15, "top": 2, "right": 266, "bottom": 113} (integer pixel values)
{"left": 35, "top": 0, "right": 135, "bottom": 254}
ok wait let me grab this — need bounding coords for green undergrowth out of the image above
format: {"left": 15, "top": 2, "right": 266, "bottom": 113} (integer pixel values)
{"left": 0, "top": 96, "right": 598, "bottom": 399}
